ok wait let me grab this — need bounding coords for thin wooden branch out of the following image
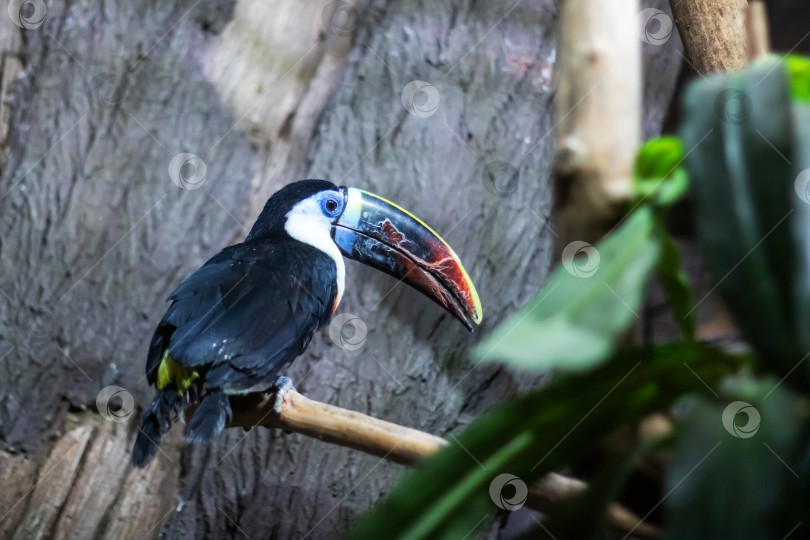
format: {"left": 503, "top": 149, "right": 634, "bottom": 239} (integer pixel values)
{"left": 746, "top": 1, "right": 770, "bottom": 62}
{"left": 553, "top": 0, "right": 641, "bottom": 245}
{"left": 222, "top": 390, "right": 660, "bottom": 539}
{"left": 669, "top": 0, "right": 747, "bottom": 73}
{"left": 229, "top": 390, "right": 443, "bottom": 466}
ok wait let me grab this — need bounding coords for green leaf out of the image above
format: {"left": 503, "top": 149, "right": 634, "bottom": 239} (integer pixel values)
{"left": 786, "top": 55, "right": 810, "bottom": 104}
{"left": 664, "top": 379, "right": 806, "bottom": 540}
{"left": 682, "top": 57, "right": 804, "bottom": 385}
{"left": 631, "top": 137, "right": 694, "bottom": 340}
{"left": 635, "top": 137, "right": 684, "bottom": 179}
{"left": 347, "top": 344, "right": 747, "bottom": 540}
{"left": 474, "top": 207, "right": 659, "bottom": 372}
{"left": 654, "top": 225, "right": 696, "bottom": 340}
{"left": 791, "top": 103, "right": 810, "bottom": 357}
{"left": 633, "top": 137, "right": 689, "bottom": 207}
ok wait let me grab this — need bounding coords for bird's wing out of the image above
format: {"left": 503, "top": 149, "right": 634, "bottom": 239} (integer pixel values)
{"left": 145, "top": 241, "right": 337, "bottom": 390}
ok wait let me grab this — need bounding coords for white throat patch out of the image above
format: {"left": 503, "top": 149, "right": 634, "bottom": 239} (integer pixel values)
{"left": 284, "top": 197, "right": 345, "bottom": 308}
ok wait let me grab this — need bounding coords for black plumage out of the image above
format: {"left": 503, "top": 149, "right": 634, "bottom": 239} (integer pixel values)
{"left": 133, "top": 181, "right": 340, "bottom": 467}
{"left": 146, "top": 240, "right": 337, "bottom": 390}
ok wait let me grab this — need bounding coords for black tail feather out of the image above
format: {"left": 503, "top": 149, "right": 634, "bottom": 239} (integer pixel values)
{"left": 132, "top": 411, "right": 161, "bottom": 468}
{"left": 185, "top": 389, "right": 232, "bottom": 444}
{"left": 131, "top": 387, "right": 184, "bottom": 468}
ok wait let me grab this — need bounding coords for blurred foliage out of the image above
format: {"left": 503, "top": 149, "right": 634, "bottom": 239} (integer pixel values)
{"left": 349, "top": 56, "right": 810, "bottom": 540}
{"left": 474, "top": 207, "right": 659, "bottom": 372}
{"left": 348, "top": 345, "right": 746, "bottom": 540}
{"left": 633, "top": 137, "right": 689, "bottom": 207}
{"left": 683, "top": 57, "right": 803, "bottom": 387}
{"left": 634, "top": 137, "right": 696, "bottom": 340}
{"left": 664, "top": 378, "right": 807, "bottom": 540}
{"left": 786, "top": 55, "right": 810, "bottom": 103}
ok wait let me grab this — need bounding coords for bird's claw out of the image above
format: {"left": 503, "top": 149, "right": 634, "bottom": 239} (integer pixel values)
{"left": 271, "top": 376, "right": 295, "bottom": 414}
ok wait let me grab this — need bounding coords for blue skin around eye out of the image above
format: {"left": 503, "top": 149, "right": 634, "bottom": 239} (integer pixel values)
{"left": 319, "top": 192, "right": 344, "bottom": 218}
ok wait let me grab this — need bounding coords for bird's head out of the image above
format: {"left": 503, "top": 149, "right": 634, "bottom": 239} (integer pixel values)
{"left": 247, "top": 179, "right": 483, "bottom": 330}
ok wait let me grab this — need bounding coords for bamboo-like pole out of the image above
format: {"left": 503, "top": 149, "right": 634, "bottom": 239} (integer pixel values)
{"left": 220, "top": 390, "right": 660, "bottom": 538}
{"left": 746, "top": 1, "right": 770, "bottom": 62}
{"left": 669, "top": 0, "right": 748, "bottom": 73}
{"left": 553, "top": 0, "right": 641, "bottom": 245}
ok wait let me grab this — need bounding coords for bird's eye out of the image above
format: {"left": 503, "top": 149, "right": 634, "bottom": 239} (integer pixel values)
{"left": 325, "top": 198, "right": 339, "bottom": 213}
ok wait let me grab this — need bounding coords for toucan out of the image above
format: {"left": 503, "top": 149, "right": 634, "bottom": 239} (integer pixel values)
{"left": 132, "top": 179, "right": 482, "bottom": 467}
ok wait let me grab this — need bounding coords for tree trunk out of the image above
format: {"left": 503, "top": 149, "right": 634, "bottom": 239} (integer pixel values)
{"left": 0, "top": 0, "right": 682, "bottom": 538}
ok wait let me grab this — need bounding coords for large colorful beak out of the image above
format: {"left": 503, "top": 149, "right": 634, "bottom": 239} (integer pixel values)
{"left": 332, "top": 187, "right": 483, "bottom": 331}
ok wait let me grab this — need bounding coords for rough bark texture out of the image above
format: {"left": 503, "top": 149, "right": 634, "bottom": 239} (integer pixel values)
{"left": 0, "top": 0, "right": 682, "bottom": 538}
{"left": 669, "top": 0, "right": 747, "bottom": 73}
